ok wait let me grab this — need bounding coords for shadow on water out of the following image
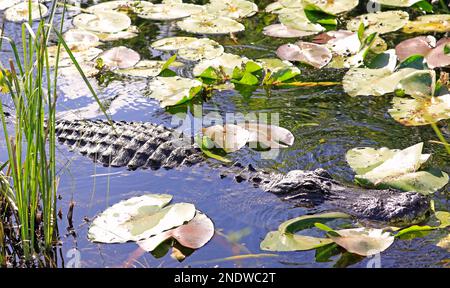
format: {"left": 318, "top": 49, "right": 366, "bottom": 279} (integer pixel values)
{"left": 0, "top": 0, "right": 449, "bottom": 267}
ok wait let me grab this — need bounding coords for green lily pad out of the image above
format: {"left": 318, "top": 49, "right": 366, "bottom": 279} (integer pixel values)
{"left": 88, "top": 194, "right": 197, "bottom": 243}
{"left": 206, "top": 0, "right": 258, "bottom": 19}
{"left": 177, "top": 15, "right": 245, "bottom": 35}
{"left": 73, "top": 11, "right": 131, "bottom": 34}
{"left": 348, "top": 143, "right": 449, "bottom": 195}
{"left": 260, "top": 212, "right": 350, "bottom": 252}
{"left": 389, "top": 94, "right": 450, "bottom": 126}
{"left": 403, "top": 15, "right": 450, "bottom": 34}
{"left": 278, "top": 8, "right": 325, "bottom": 32}
{"left": 347, "top": 11, "right": 409, "bottom": 35}
{"left": 5, "top": 2, "right": 48, "bottom": 22}
{"left": 343, "top": 68, "right": 418, "bottom": 97}
{"left": 148, "top": 76, "right": 203, "bottom": 108}
{"left": 396, "top": 70, "right": 436, "bottom": 98}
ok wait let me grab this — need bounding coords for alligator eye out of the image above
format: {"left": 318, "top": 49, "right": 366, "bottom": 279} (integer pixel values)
{"left": 301, "top": 181, "right": 318, "bottom": 190}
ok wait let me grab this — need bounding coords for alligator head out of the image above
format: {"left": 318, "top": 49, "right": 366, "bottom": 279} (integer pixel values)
{"left": 262, "top": 168, "right": 431, "bottom": 226}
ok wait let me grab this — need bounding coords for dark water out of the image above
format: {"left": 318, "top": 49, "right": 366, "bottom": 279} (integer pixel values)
{"left": 0, "top": 0, "right": 449, "bottom": 267}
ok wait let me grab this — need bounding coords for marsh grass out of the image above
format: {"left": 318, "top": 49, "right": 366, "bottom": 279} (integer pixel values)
{"left": 0, "top": 0, "right": 108, "bottom": 266}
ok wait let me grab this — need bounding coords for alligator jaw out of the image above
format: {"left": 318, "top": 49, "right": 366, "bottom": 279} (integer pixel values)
{"left": 261, "top": 168, "right": 431, "bottom": 226}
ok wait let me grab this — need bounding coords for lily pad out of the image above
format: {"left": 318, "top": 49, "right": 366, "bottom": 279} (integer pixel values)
{"left": 178, "top": 38, "right": 224, "bottom": 61}
{"left": 396, "top": 69, "right": 436, "bottom": 98}
{"left": 343, "top": 67, "right": 418, "bottom": 97}
{"left": 97, "top": 46, "right": 140, "bottom": 70}
{"left": 348, "top": 143, "right": 449, "bottom": 195}
{"left": 148, "top": 76, "right": 203, "bottom": 108}
{"left": 403, "top": 15, "right": 450, "bottom": 34}
{"left": 86, "top": 0, "right": 154, "bottom": 14}
{"left": 277, "top": 41, "right": 332, "bottom": 69}
{"left": 372, "top": 0, "right": 424, "bottom": 7}
{"left": 389, "top": 94, "right": 450, "bottom": 126}
{"left": 73, "top": 11, "right": 131, "bottom": 34}
{"left": 95, "top": 26, "right": 139, "bottom": 42}
{"left": 5, "top": 2, "right": 48, "bottom": 22}
{"left": 260, "top": 212, "right": 350, "bottom": 252}
{"left": 257, "top": 58, "right": 301, "bottom": 82}
{"left": 0, "top": 0, "right": 21, "bottom": 11}
{"left": 138, "top": 211, "right": 214, "bottom": 252}
{"left": 151, "top": 36, "right": 198, "bottom": 51}
{"left": 347, "top": 11, "right": 409, "bottom": 35}
{"left": 116, "top": 60, "right": 184, "bottom": 78}
{"left": 193, "top": 53, "right": 249, "bottom": 78}
{"left": 48, "top": 46, "right": 103, "bottom": 67}
{"left": 437, "top": 234, "right": 450, "bottom": 251}
{"left": 262, "top": 24, "right": 318, "bottom": 38}
{"left": 278, "top": 8, "right": 325, "bottom": 32}
{"left": 303, "top": 0, "right": 358, "bottom": 15}
{"left": 238, "top": 122, "right": 295, "bottom": 148}
{"left": 206, "top": 0, "right": 258, "bottom": 19}
{"left": 395, "top": 36, "right": 436, "bottom": 62}
{"left": 88, "top": 194, "right": 197, "bottom": 243}
{"left": 426, "top": 38, "right": 450, "bottom": 69}
{"left": 314, "top": 30, "right": 360, "bottom": 57}
{"left": 328, "top": 228, "right": 395, "bottom": 257}
{"left": 63, "top": 29, "right": 101, "bottom": 50}
{"left": 177, "top": 15, "right": 245, "bottom": 35}
{"left": 202, "top": 124, "right": 250, "bottom": 153}
{"left": 137, "top": 3, "right": 204, "bottom": 21}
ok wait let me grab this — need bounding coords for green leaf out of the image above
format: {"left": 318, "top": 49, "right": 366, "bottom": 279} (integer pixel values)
{"left": 357, "top": 22, "right": 365, "bottom": 43}
{"left": 397, "top": 55, "right": 426, "bottom": 70}
{"left": 233, "top": 72, "right": 259, "bottom": 86}
{"left": 198, "top": 66, "right": 220, "bottom": 80}
{"left": 159, "top": 54, "right": 177, "bottom": 76}
{"left": 411, "top": 0, "right": 434, "bottom": 12}
{"left": 395, "top": 225, "right": 435, "bottom": 240}
{"left": 444, "top": 44, "right": 450, "bottom": 55}
{"left": 195, "top": 135, "right": 231, "bottom": 163}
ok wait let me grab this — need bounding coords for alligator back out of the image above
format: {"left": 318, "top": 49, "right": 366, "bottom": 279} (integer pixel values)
{"left": 55, "top": 119, "right": 204, "bottom": 170}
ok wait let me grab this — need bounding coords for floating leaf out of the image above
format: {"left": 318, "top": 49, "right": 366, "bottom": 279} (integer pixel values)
{"left": 202, "top": 124, "right": 250, "bottom": 153}
{"left": 193, "top": 53, "right": 248, "bottom": 78}
{"left": 403, "top": 15, "right": 450, "bottom": 34}
{"left": 115, "top": 60, "right": 184, "bottom": 78}
{"left": 437, "top": 234, "right": 450, "bottom": 251}
{"left": 137, "top": 3, "right": 204, "bottom": 21}
{"left": 48, "top": 46, "right": 103, "bottom": 67}
{"left": 389, "top": 94, "right": 450, "bottom": 126}
{"left": 148, "top": 76, "right": 203, "bottom": 108}
{"left": 303, "top": 0, "right": 358, "bottom": 15}
{"left": 343, "top": 67, "right": 418, "bottom": 97}
{"left": 395, "top": 225, "right": 434, "bottom": 239}
{"left": 151, "top": 37, "right": 198, "bottom": 51}
{"left": 262, "top": 24, "right": 318, "bottom": 38}
{"left": 395, "top": 36, "right": 436, "bottom": 62}
{"left": 329, "top": 228, "right": 395, "bottom": 257}
{"left": 346, "top": 147, "right": 400, "bottom": 175}
{"left": 88, "top": 194, "right": 196, "bottom": 243}
{"left": 396, "top": 70, "right": 436, "bottom": 98}
{"left": 347, "top": 11, "right": 409, "bottom": 35}
{"left": 0, "top": 0, "right": 21, "bottom": 11}
{"left": 435, "top": 211, "right": 450, "bottom": 229}
{"left": 372, "top": 0, "right": 424, "bottom": 7}
{"left": 73, "top": 11, "right": 131, "bottom": 34}
{"left": 278, "top": 8, "right": 325, "bottom": 32}
{"left": 63, "top": 29, "right": 101, "bottom": 50}
{"left": 97, "top": 46, "right": 140, "bottom": 70}
{"left": 177, "top": 15, "right": 245, "bottom": 35}
{"left": 138, "top": 211, "right": 214, "bottom": 252}
{"left": 426, "top": 38, "right": 450, "bottom": 69}
{"left": 277, "top": 41, "right": 332, "bottom": 69}
{"left": 367, "top": 49, "right": 398, "bottom": 72}
{"left": 349, "top": 143, "right": 449, "bottom": 195}
{"left": 238, "top": 122, "right": 295, "bottom": 149}
{"left": 178, "top": 38, "right": 224, "bottom": 61}
{"left": 94, "top": 26, "right": 139, "bottom": 42}
{"left": 86, "top": 0, "right": 154, "bottom": 14}
{"left": 314, "top": 30, "right": 360, "bottom": 57}
{"left": 260, "top": 212, "right": 350, "bottom": 252}
{"left": 206, "top": 0, "right": 258, "bottom": 19}
{"left": 5, "top": 2, "right": 48, "bottom": 22}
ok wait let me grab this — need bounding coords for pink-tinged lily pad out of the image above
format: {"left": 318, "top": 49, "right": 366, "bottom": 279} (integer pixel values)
{"left": 262, "top": 24, "right": 318, "bottom": 38}
{"left": 395, "top": 36, "right": 436, "bottom": 62}
{"left": 426, "top": 38, "right": 450, "bottom": 69}
{"left": 276, "top": 41, "right": 332, "bottom": 69}
{"left": 97, "top": 46, "right": 140, "bottom": 69}
{"left": 395, "top": 36, "right": 450, "bottom": 68}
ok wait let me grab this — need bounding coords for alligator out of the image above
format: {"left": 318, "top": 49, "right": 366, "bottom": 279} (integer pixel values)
{"left": 51, "top": 118, "right": 431, "bottom": 226}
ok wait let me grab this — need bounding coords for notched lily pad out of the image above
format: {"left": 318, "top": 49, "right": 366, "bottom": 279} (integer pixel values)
{"left": 277, "top": 42, "right": 332, "bottom": 69}
{"left": 97, "top": 46, "right": 140, "bottom": 70}
{"left": 137, "top": 3, "right": 204, "bottom": 21}
{"left": 116, "top": 60, "right": 184, "bottom": 78}
{"left": 148, "top": 76, "right": 203, "bottom": 108}
{"left": 347, "top": 11, "right": 409, "bottom": 35}
{"left": 206, "top": 0, "right": 258, "bottom": 19}
{"left": 177, "top": 15, "right": 245, "bottom": 35}
{"left": 73, "top": 11, "right": 132, "bottom": 34}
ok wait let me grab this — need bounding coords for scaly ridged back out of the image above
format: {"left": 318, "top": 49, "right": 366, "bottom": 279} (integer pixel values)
{"left": 55, "top": 119, "right": 204, "bottom": 170}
